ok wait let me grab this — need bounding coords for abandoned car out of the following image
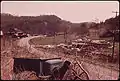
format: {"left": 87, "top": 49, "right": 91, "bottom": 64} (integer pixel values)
{"left": 12, "top": 57, "right": 89, "bottom": 80}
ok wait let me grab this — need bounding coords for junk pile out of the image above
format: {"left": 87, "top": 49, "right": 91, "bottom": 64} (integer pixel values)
{"left": 34, "top": 38, "right": 114, "bottom": 63}
{"left": 33, "top": 37, "right": 118, "bottom": 63}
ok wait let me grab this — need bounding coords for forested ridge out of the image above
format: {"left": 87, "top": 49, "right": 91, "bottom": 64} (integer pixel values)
{"left": 1, "top": 13, "right": 119, "bottom": 39}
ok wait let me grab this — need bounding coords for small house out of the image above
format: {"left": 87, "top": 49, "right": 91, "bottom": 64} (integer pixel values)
{"left": 0, "top": 30, "right": 3, "bottom": 37}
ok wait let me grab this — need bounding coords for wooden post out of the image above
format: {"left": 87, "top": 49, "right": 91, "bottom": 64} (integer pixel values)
{"left": 111, "top": 11, "right": 119, "bottom": 62}
{"left": 111, "top": 30, "right": 115, "bottom": 62}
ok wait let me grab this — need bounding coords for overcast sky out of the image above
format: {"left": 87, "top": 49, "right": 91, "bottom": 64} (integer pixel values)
{"left": 1, "top": 1, "right": 119, "bottom": 23}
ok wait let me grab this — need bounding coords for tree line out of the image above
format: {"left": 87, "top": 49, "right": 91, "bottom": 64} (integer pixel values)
{"left": 1, "top": 13, "right": 119, "bottom": 41}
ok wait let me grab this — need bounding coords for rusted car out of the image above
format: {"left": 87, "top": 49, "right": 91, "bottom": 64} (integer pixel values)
{"left": 12, "top": 57, "right": 89, "bottom": 80}
{"left": 12, "top": 58, "right": 64, "bottom": 80}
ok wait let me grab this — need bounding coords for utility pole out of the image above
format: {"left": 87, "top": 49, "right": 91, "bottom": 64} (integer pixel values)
{"left": 112, "top": 11, "right": 119, "bottom": 17}
{"left": 64, "top": 25, "right": 68, "bottom": 43}
{"left": 64, "top": 25, "right": 70, "bottom": 44}
{"left": 111, "top": 11, "right": 119, "bottom": 62}
{"left": 65, "top": 28, "right": 68, "bottom": 43}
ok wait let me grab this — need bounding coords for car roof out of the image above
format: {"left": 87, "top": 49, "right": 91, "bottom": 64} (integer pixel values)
{"left": 13, "top": 57, "right": 61, "bottom": 61}
{"left": 45, "top": 59, "right": 63, "bottom": 64}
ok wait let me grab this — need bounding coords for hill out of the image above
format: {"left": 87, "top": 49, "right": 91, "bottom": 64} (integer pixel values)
{"left": 1, "top": 13, "right": 119, "bottom": 41}
{"left": 1, "top": 13, "right": 92, "bottom": 36}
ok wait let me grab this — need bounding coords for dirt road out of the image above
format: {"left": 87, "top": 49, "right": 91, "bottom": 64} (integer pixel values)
{"left": 18, "top": 35, "right": 58, "bottom": 59}
{"left": 18, "top": 36, "right": 119, "bottom": 80}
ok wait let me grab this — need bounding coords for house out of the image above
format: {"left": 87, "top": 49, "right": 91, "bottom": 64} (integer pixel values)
{"left": 0, "top": 30, "right": 3, "bottom": 36}
{"left": 0, "top": 30, "right": 3, "bottom": 38}
{"left": 7, "top": 28, "right": 28, "bottom": 38}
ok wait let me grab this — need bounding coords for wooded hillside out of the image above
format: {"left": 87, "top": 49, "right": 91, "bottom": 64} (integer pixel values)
{"left": 1, "top": 13, "right": 119, "bottom": 40}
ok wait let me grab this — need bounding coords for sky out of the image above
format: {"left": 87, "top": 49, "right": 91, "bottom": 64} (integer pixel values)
{"left": 1, "top": 1, "right": 119, "bottom": 23}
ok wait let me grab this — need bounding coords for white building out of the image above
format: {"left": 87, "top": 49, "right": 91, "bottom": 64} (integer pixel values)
{"left": 0, "top": 31, "right": 3, "bottom": 36}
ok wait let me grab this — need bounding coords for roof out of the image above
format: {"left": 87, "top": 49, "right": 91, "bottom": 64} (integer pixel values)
{"left": 13, "top": 57, "right": 61, "bottom": 61}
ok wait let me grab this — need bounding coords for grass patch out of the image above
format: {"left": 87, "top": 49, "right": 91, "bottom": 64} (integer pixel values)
{"left": 29, "top": 35, "right": 76, "bottom": 45}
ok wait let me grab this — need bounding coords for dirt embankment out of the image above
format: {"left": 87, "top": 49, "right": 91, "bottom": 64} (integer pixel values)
{"left": 18, "top": 36, "right": 119, "bottom": 80}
